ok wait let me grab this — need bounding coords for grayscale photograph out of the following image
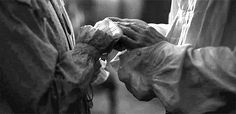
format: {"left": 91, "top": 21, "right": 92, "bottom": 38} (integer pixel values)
{"left": 0, "top": 0, "right": 235, "bottom": 114}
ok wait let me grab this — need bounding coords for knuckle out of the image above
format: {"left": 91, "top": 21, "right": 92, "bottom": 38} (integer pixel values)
{"left": 147, "top": 26, "right": 153, "bottom": 30}
{"left": 148, "top": 26, "right": 156, "bottom": 32}
{"left": 144, "top": 29, "right": 149, "bottom": 34}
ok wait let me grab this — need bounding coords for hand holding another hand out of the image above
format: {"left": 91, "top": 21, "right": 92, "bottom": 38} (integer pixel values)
{"left": 109, "top": 17, "right": 166, "bottom": 50}
{"left": 75, "top": 20, "right": 123, "bottom": 85}
{"left": 76, "top": 25, "right": 116, "bottom": 54}
{"left": 74, "top": 17, "right": 167, "bottom": 86}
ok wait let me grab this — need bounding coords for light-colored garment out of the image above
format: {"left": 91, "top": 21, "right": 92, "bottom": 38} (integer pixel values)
{"left": 118, "top": 0, "right": 236, "bottom": 113}
{"left": 166, "top": 0, "right": 236, "bottom": 49}
{"left": 150, "top": 0, "right": 236, "bottom": 49}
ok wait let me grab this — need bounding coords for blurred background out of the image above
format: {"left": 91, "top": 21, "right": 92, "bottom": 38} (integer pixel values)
{"left": 64, "top": 0, "right": 171, "bottom": 114}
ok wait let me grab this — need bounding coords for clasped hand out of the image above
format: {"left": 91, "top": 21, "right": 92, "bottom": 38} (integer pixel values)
{"left": 78, "top": 17, "right": 166, "bottom": 54}
{"left": 76, "top": 17, "right": 166, "bottom": 85}
{"left": 109, "top": 17, "right": 166, "bottom": 50}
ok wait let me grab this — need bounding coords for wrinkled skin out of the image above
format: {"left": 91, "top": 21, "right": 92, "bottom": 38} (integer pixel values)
{"left": 77, "top": 25, "right": 118, "bottom": 54}
{"left": 108, "top": 17, "right": 236, "bottom": 114}
{"left": 77, "top": 25, "right": 121, "bottom": 85}
{"left": 109, "top": 17, "right": 166, "bottom": 50}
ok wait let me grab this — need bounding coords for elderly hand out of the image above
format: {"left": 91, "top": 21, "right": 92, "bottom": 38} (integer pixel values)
{"left": 76, "top": 25, "right": 117, "bottom": 54}
{"left": 109, "top": 17, "right": 166, "bottom": 50}
{"left": 76, "top": 23, "right": 123, "bottom": 85}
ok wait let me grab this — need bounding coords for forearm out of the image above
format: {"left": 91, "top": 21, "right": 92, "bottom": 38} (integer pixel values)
{"left": 183, "top": 44, "right": 236, "bottom": 92}
{"left": 57, "top": 43, "right": 101, "bottom": 89}
{"left": 118, "top": 41, "right": 236, "bottom": 108}
{"left": 151, "top": 42, "right": 236, "bottom": 113}
{"left": 0, "top": 1, "right": 100, "bottom": 113}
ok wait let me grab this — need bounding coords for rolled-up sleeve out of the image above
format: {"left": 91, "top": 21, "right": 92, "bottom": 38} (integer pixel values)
{"left": 118, "top": 41, "right": 236, "bottom": 113}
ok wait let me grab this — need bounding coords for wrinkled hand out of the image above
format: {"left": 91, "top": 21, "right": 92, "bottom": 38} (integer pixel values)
{"left": 76, "top": 25, "right": 116, "bottom": 54}
{"left": 109, "top": 17, "right": 166, "bottom": 50}
{"left": 76, "top": 24, "right": 121, "bottom": 85}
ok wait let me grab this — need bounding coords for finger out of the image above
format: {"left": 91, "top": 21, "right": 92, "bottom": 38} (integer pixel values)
{"left": 116, "top": 21, "right": 130, "bottom": 26}
{"left": 117, "top": 35, "right": 140, "bottom": 50}
{"left": 122, "top": 18, "right": 144, "bottom": 23}
{"left": 109, "top": 17, "right": 141, "bottom": 24}
{"left": 79, "top": 25, "right": 95, "bottom": 34}
{"left": 118, "top": 22, "right": 147, "bottom": 30}
{"left": 118, "top": 22, "right": 146, "bottom": 34}
{"left": 148, "top": 26, "right": 166, "bottom": 41}
{"left": 118, "top": 24, "right": 139, "bottom": 40}
{"left": 108, "top": 17, "right": 124, "bottom": 22}
{"left": 128, "top": 23, "right": 145, "bottom": 33}
{"left": 77, "top": 25, "right": 94, "bottom": 43}
{"left": 110, "top": 17, "right": 142, "bottom": 23}
{"left": 121, "top": 19, "right": 148, "bottom": 27}
{"left": 109, "top": 17, "right": 148, "bottom": 27}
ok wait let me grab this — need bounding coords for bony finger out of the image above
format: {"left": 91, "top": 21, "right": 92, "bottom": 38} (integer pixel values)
{"left": 80, "top": 25, "right": 93, "bottom": 30}
{"left": 128, "top": 23, "right": 145, "bottom": 33}
{"left": 109, "top": 17, "right": 148, "bottom": 27}
{"left": 118, "top": 35, "right": 140, "bottom": 50}
{"left": 122, "top": 19, "right": 148, "bottom": 28}
{"left": 108, "top": 17, "right": 123, "bottom": 22}
{"left": 117, "top": 22, "right": 145, "bottom": 34}
{"left": 118, "top": 24, "right": 139, "bottom": 40}
{"left": 77, "top": 25, "right": 95, "bottom": 43}
{"left": 108, "top": 17, "right": 136, "bottom": 22}
{"left": 109, "top": 17, "right": 138, "bottom": 24}
{"left": 117, "top": 21, "right": 131, "bottom": 26}
{"left": 123, "top": 18, "right": 143, "bottom": 23}
{"left": 118, "top": 18, "right": 144, "bottom": 24}
{"left": 79, "top": 25, "right": 96, "bottom": 35}
{"left": 148, "top": 26, "right": 166, "bottom": 41}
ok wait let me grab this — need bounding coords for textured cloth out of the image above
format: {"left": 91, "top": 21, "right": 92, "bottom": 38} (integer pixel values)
{"left": 119, "top": 42, "right": 236, "bottom": 114}
{"left": 118, "top": 0, "right": 236, "bottom": 113}
{"left": 167, "top": 0, "right": 236, "bottom": 49}
{"left": 0, "top": 0, "right": 99, "bottom": 113}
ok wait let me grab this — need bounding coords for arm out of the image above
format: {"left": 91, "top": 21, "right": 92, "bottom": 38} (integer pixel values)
{"left": 148, "top": 0, "right": 178, "bottom": 37}
{"left": 0, "top": 1, "right": 111, "bottom": 113}
{"left": 106, "top": 16, "right": 236, "bottom": 113}
{"left": 118, "top": 41, "right": 236, "bottom": 112}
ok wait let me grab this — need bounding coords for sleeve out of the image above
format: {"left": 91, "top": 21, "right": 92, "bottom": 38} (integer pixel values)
{"left": 148, "top": 23, "right": 170, "bottom": 37}
{"left": 147, "top": 0, "right": 177, "bottom": 38}
{"left": 168, "top": 0, "right": 178, "bottom": 24}
{"left": 118, "top": 41, "right": 236, "bottom": 112}
{"left": 0, "top": 0, "right": 99, "bottom": 113}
